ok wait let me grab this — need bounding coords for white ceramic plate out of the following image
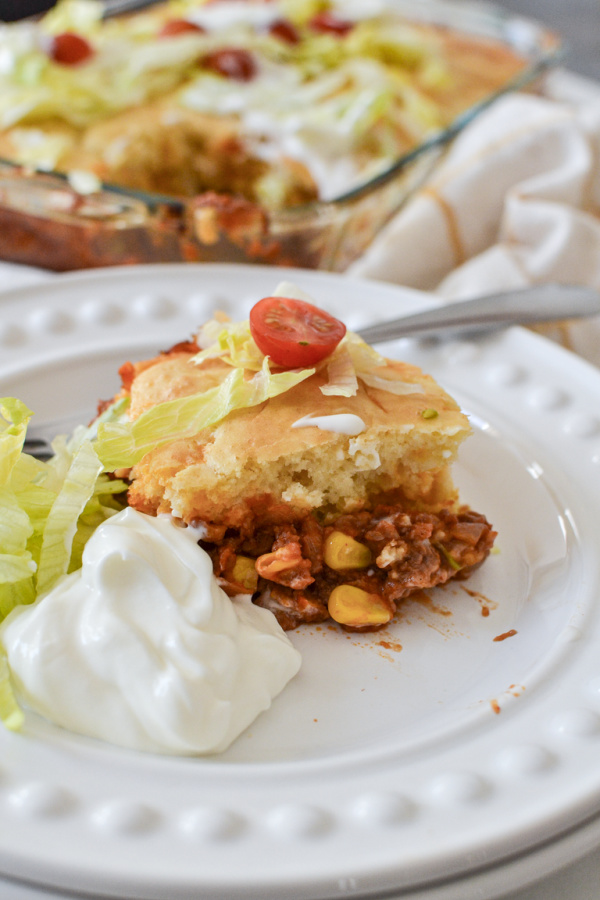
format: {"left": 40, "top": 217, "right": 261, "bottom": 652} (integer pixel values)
{"left": 0, "top": 264, "right": 600, "bottom": 900}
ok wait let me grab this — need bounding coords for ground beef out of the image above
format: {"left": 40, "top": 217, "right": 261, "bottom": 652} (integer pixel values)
{"left": 201, "top": 504, "right": 496, "bottom": 631}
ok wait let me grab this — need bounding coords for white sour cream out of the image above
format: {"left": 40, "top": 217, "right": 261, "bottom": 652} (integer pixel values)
{"left": 292, "top": 413, "right": 366, "bottom": 436}
{"left": 0, "top": 509, "right": 301, "bottom": 755}
{"left": 187, "top": 2, "right": 279, "bottom": 31}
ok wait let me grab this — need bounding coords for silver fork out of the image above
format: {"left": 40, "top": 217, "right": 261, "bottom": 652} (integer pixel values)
{"left": 356, "top": 283, "right": 600, "bottom": 345}
{"left": 21, "top": 283, "right": 600, "bottom": 460}
{"left": 23, "top": 411, "right": 90, "bottom": 461}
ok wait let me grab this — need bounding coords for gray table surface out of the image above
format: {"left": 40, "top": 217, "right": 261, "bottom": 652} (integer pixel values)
{"left": 498, "top": 0, "right": 600, "bottom": 80}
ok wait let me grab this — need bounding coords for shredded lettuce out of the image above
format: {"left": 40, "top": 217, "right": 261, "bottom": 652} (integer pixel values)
{"left": 193, "top": 319, "right": 265, "bottom": 371}
{"left": 66, "top": 395, "right": 130, "bottom": 453}
{"left": 0, "top": 398, "right": 129, "bottom": 731}
{"left": 0, "top": 398, "right": 127, "bottom": 623}
{"left": 279, "top": 0, "right": 327, "bottom": 26}
{"left": 0, "top": 0, "right": 213, "bottom": 131}
{"left": 69, "top": 472, "right": 130, "bottom": 573}
{"left": 95, "top": 356, "right": 315, "bottom": 470}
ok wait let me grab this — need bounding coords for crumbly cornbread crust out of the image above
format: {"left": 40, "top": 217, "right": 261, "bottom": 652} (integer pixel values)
{"left": 123, "top": 348, "right": 471, "bottom": 528}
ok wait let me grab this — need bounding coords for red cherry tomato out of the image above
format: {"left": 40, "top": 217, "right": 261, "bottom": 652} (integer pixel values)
{"left": 158, "top": 19, "right": 206, "bottom": 38}
{"left": 268, "top": 18, "right": 300, "bottom": 44}
{"left": 249, "top": 296, "right": 346, "bottom": 368}
{"left": 202, "top": 47, "right": 257, "bottom": 81}
{"left": 49, "top": 32, "right": 94, "bottom": 65}
{"left": 308, "top": 11, "right": 354, "bottom": 36}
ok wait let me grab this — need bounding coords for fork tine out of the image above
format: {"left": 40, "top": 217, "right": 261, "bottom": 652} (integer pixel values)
{"left": 23, "top": 438, "right": 54, "bottom": 461}
{"left": 25, "top": 410, "right": 89, "bottom": 441}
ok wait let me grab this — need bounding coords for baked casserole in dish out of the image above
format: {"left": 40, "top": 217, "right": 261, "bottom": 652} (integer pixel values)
{"left": 0, "top": 0, "right": 561, "bottom": 270}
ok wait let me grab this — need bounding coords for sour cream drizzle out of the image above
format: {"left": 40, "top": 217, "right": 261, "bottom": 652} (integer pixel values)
{"left": 292, "top": 413, "right": 366, "bottom": 436}
{"left": 187, "top": 1, "right": 279, "bottom": 30}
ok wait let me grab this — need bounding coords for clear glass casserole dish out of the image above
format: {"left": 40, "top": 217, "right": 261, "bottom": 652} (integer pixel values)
{"left": 0, "top": 0, "right": 561, "bottom": 272}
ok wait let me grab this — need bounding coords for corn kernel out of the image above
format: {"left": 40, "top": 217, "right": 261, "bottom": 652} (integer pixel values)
{"left": 231, "top": 556, "right": 258, "bottom": 592}
{"left": 328, "top": 585, "right": 393, "bottom": 627}
{"left": 324, "top": 531, "right": 371, "bottom": 570}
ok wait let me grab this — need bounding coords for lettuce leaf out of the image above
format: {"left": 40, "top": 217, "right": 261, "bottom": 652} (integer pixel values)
{"left": 193, "top": 319, "right": 265, "bottom": 371}
{"left": 320, "top": 344, "right": 358, "bottom": 397}
{"left": 0, "top": 651, "right": 24, "bottom": 732}
{"left": 95, "top": 356, "right": 315, "bottom": 470}
{"left": 345, "top": 333, "right": 424, "bottom": 396}
{"left": 69, "top": 472, "right": 128, "bottom": 573}
{"left": 0, "top": 398, "right": 32, "bottom": 487}
{"left": 316, "top": 332, "right": 424, "bottom": 397}
{"left": 35, "top": 441, "right": 103, "bottom": 598}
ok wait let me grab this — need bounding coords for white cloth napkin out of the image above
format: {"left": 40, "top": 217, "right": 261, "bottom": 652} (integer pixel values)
{"left": 349, "top": 69, "right": 600, "bottom": 366}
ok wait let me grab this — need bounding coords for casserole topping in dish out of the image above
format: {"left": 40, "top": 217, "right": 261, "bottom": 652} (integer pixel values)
{"left": 0, "top": 0, "right": 527, "bottom": 208}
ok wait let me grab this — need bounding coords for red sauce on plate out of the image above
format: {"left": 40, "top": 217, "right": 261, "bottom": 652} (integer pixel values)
{"left": 493, "top": 629, "right": 517, "bottom": 642}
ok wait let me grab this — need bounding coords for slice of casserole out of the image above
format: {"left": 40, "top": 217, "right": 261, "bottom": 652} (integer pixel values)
{"left": 95, "top": 287, "right": 495, "bottom": 631}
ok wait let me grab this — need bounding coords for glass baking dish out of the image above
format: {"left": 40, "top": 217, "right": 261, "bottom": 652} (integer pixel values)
{"left": 0, "top": 0, "right": 561, "bottom": 273}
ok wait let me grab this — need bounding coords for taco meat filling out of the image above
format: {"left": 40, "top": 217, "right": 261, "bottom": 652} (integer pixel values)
{"left": 196, "top": 503, "right": 496, "bottom": 631}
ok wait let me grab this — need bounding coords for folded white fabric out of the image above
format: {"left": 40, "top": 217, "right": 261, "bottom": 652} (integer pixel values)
{"left": 349, "top": 70, "right": 600, "bottom": 366}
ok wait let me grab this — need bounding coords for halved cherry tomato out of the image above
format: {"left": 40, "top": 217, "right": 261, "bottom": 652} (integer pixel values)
{"left": 249, "top": 296, "right": 346, "bottom": 368}
{"left": 158, "top": 19, "right": 206, "bottom": 38}
{"left": 308, "top": 11, "right": 354, "bottom": 37}
{"left": 202, "top": 47, "right": 257, "bottom": 81}
{"left": 268, "top": 18, "right": 300, "bottom": 45}
{"left": 49, "top": 32, "right": 94, "bottom": 65}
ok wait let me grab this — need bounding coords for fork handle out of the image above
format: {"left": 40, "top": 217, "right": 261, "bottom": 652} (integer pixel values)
{"left": 357, "top": 284, "right": 600, "bottom": 345}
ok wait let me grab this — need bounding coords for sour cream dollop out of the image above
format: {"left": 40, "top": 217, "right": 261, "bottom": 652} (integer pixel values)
{"left": 0, "top": 509, "right": 301, "bottom": 755}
